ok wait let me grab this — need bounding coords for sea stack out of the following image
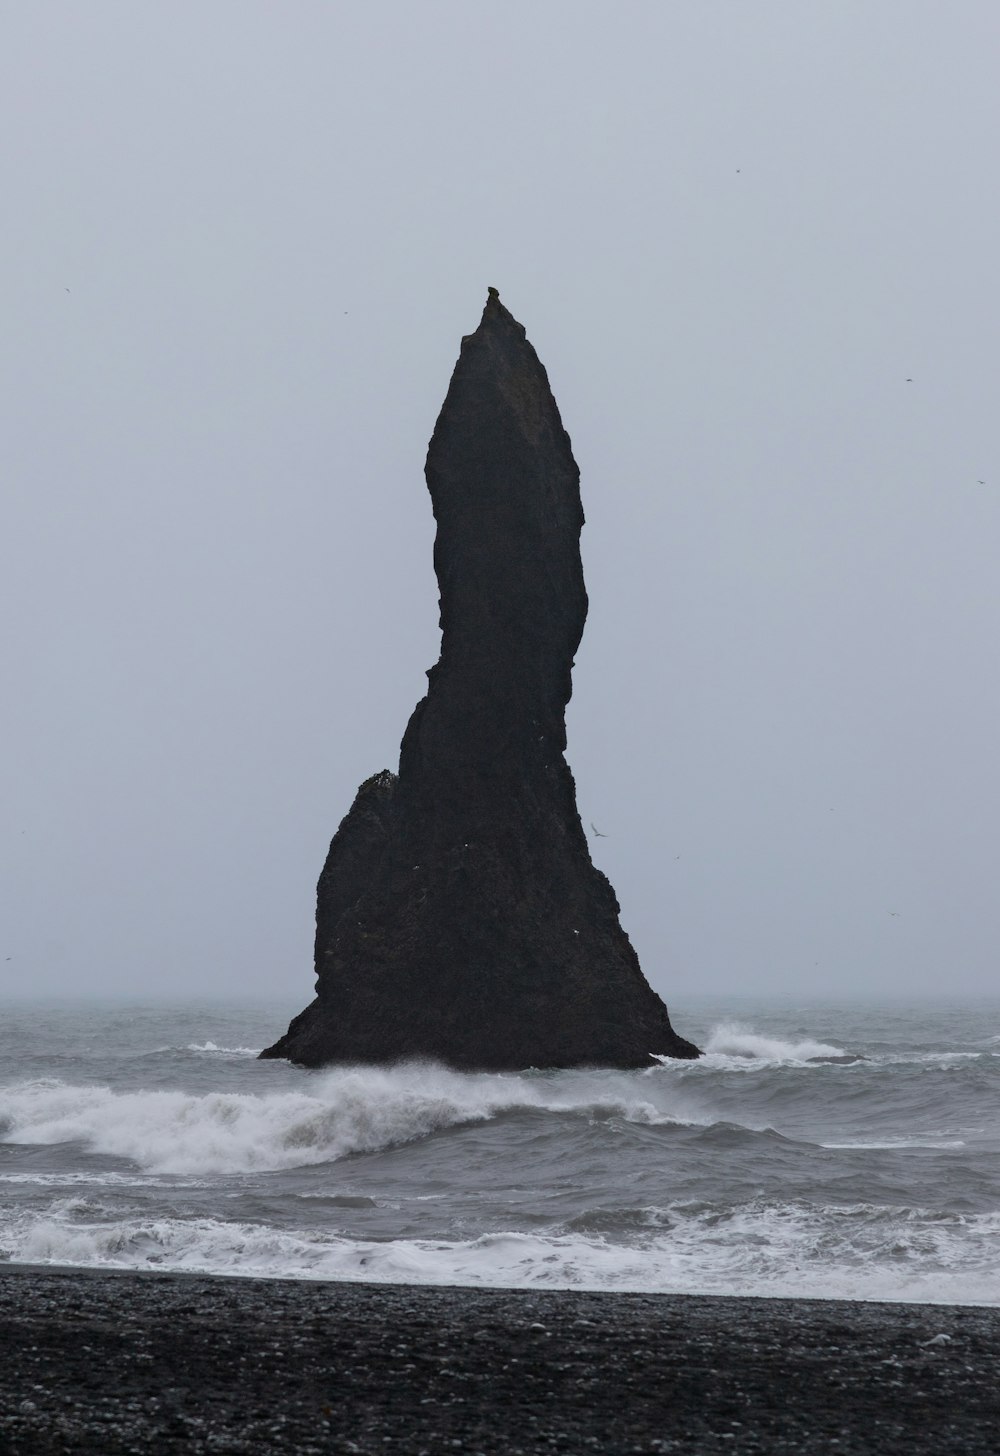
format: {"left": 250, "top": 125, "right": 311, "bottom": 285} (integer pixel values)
{"left": 261, "top": 291, "right": 699, "bottom": 1069}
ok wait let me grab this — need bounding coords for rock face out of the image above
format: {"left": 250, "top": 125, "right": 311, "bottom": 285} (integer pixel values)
{"left": 261, "top": 291, "right": 699, "bottom": 1069}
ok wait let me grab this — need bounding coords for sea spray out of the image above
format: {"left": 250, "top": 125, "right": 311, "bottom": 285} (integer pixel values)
{"left": 0, "top": 1063, "right": 708, "bottom": 1176}
{"left": 700, "top": 1023, "right": 847, "bottom": 1062}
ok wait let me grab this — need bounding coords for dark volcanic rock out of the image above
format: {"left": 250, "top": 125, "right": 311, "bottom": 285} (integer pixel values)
{"left": 5, "top": 1270, "right": 1000, "bottom": 1455}
{"left": 262, "top": 290, "right": 698, "bottom": 1069}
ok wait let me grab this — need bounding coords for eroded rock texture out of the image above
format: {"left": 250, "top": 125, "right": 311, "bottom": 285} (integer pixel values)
{"left": 261, "top": 291, "right": 699, "bottom": 1069}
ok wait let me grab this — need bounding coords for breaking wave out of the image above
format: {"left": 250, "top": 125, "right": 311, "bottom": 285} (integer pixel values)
{"left": 3, "top": 1003, "right": 999, "bottom": 1305}
{"left": 0, "top": 1064, "right": 707, "bottom": 1176}
{"left": 185, "top": 1042, "right": 261, "bottom": 1056}
{"left": 5, "top": 1196, "right": 1000, "bottom": 1305}
{"left": 700, "top": 1023, "right": 849, "bottom": 1063}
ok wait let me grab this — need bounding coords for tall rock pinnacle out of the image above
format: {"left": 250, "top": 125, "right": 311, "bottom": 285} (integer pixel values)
{"left": 261, "top": 292, "right": 699, "bottom": 1069}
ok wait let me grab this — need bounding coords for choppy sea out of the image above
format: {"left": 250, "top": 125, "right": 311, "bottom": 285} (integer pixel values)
{"left": 1, "top": 997, "right": 998, "bottom": 1304}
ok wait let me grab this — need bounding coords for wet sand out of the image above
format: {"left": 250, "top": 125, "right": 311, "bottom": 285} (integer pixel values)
{"left": 1, "top": 1266, "right": 998, "bottom": 1453}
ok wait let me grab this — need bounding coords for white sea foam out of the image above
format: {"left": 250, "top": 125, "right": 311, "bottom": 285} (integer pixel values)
{"left": 681, "top": 1024, "right": 995, "bottom": 1071}
{"left": 3, "top": 1003, "right": 998, "bottom": 1307}
{"left": 0, "top": 1065, "right": 705, "bottom": 1176}
{"left": 5, "top": 1197, "right": 999, "bottom": 1306}
{"left": 879, "top": 1050, "right": 991, "bottom": 1067}
{"left": 699, "top": 1023, "right": 848, "bottom": 1064}
{"left": 185, "top": 1042, "right": 262, "bottom": 1056}
{"left": 821, "top": 1139, "right": 967, "bottom": 1150}
{"left": 0, "top": 1171, "right": 190, "bottom": 1188}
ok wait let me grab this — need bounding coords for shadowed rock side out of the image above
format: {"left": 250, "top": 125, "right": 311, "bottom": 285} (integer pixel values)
{"left": 262, "top": 291, "right": 699, "bottom": 1069}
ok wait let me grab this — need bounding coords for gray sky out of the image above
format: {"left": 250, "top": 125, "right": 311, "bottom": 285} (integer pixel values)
{"left": 2, "top": 1, "right": 998, "bottom": 1005}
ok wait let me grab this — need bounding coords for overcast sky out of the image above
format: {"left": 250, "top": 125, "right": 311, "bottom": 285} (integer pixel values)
{"left": 2, "top": 2, "right": 998, "bottom": 1009}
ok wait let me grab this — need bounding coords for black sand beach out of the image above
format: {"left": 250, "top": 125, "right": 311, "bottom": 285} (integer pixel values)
{"left": 1, "top": 1268, "right": 998, "bottom": 1454}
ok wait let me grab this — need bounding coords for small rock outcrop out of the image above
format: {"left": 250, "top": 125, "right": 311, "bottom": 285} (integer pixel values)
{"left": 261, "top": 291, "right": 699, "bottom": 1069}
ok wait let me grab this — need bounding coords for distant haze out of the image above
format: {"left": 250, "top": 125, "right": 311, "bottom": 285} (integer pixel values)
{"left": 2, "top": 2, "right": 998, "bottom": 1004}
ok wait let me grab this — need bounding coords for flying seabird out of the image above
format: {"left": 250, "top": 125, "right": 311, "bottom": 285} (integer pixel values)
{"left": 590, "top": 823, "right": 607, "bottom": 838}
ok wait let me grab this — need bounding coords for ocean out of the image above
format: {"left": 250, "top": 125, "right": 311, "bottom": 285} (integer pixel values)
{"left": 1, "top": 997, "right": 998, "bottom": 1305}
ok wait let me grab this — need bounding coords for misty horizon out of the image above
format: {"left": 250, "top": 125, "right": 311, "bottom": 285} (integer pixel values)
{"left": 3, "top": 3, "right": 998, "bottom": 1006}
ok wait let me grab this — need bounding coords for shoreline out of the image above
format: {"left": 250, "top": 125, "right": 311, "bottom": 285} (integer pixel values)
{"left": 3, "top": 1266, "right": 999, "bottom": 1453}
{"left": 4, "top": 1257, "right": 1000, "bottom": 1308}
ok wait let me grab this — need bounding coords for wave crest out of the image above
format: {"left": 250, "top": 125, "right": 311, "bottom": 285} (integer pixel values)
{"left": 702, "top": 1022, "right": 848, "bottom": 1063}
{"left": 0, "top": 1065, "right": 704, "bottom": 1175}
{"left": 185, "top": 1042, "right": 262, "bottom": 1056}
{"left": 7, "top": 1197, "right": 1000, "bottom": 1305}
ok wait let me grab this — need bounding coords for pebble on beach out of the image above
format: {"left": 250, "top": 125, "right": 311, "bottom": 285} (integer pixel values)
{"left": 2, "top": 1267, "right": 999, "bottom": 1454}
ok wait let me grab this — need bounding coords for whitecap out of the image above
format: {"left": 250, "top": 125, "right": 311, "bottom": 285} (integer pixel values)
{"left": 5, "top": 1197, "right": 1000, "bottom": 1306}
{"left": 821, "top": 1139, "right": 966, "bottom": 1151}
{"left": 185, "top": 1043, "right": 262, "bottom": 1056}
{"left": 0, "top": 1065, "right": 709, "bottom": 1176}
{"left": 697, "top": 1022, "right": 850, "bottom": 1064}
